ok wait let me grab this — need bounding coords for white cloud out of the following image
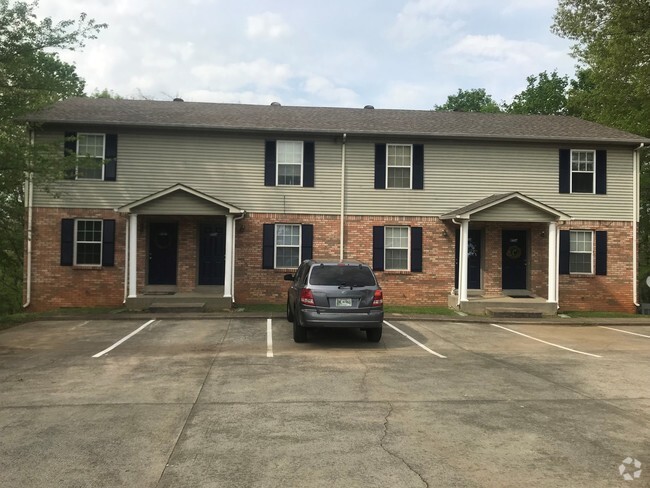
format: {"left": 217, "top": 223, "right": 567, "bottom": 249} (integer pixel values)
{"left": 246, "top": 12, "right": 290, "bottom": 40}
{"left": 191, "top": 59, "right": 293, "bottom": 90}
{"left": 182, "top": 89, "right": 280, "bottom": 105}
{"left": 376, "top": 82, "right": 438, "bottom": 110}
{"left": 390, "top": 0, "right": 467, "bottom": 46}
{"left": 303, "top": 76, "right": 359, "bottom": 107}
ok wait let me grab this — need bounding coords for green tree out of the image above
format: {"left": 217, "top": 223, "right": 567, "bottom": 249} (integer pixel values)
{"left": 0, "top": 0, "right": 106, "bottom": 314}
{"left": 553, "top": 0, "right": 650, "bottom": 303}
{"left": 434, "top": 88, "right": 502, "bottom": 113}
{"left": 505, "top": 71, "right": 569, "bottom": 115}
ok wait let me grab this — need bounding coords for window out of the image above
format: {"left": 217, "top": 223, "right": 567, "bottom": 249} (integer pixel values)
{"left": 386, "top": 144, "right": 412, "bottom": 189}
{"left": 385, "top": 226, "right": 410, "bottom": 270}
{"left": 275, "top": 224, "right": 301, "bottom": 268}
{"left": 571, "top": 150, "right": 595, "bottom": 193}
{"left": 75, "top": 220, "right": 103, "bottom": 265}
{"left": 570, "top": 230, "right": 593, "bottom": 274}
{"left": 277, "top": 141, "right": 303, "bottom": 186}
{"left": 76, "top": 133, "right": 105, "bottom": 180}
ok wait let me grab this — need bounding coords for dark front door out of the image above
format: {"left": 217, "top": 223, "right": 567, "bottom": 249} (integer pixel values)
{"left": 198, "top": 222, "right": 226, "bottom": 285}
{"left": 148, "top": 222, "right": 178, "bottom": 285}
{"left": 455, "top": 229, "right": 482, "bottom": 290}
{"left": 502, "top": 230, "right": 527, "bottom": 290}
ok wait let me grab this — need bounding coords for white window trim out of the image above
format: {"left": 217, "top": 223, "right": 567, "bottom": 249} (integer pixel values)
{"left": 74, "top": 219, "right": 103, "bottom": 266}
{"left": 385, "top": 143, "right": 413, "bottom": 190}
{"left": 276, "top": 140, "right": 304, "bottom": 187}
{"left": 569, "top": 149, "right": 596, "bottom": 194}
{"left": 76, "top": 133, "right": 106, "bottom": 180}
{"left": 274, "top": 223, "right": 302, "bottom": 269}
{"left": 384, "top": 225, "right": 410, "bottom": 271}
{"left": 569, "top": 230, "right": 594, "bottom": 275}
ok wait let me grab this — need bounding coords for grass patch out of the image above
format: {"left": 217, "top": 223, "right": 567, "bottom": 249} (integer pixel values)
{"left": 384, "top": 305, "right": 456, "bottom": 316}
{"left": 0, "top": 307, "right": 124, "bottom": 330}
{"left": 563, "top": 310, "right": 647, "bottom": 319}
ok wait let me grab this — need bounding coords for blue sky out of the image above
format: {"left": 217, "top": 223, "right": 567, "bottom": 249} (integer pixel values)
{"left": 39, "top": 0, "right": 577, "bottom": 109}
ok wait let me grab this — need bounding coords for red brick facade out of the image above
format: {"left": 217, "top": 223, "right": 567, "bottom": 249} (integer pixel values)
{"left": 26, "top": 208, "right": 636, "bottom": 313}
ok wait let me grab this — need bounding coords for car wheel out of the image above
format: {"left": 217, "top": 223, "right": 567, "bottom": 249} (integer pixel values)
{"left": 293, "top": 313, "right": 307, "bottom": 343}
{"left": 286, "top": 299, "right": 294, "bottom": 322}
{"left": 366, "top": 327, "right": 382, "bottom": 343}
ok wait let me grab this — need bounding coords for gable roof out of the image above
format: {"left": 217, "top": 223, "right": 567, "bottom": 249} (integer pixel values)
{"left": 440, "top": 192, "right": 571, "bottom": 221}
{"left": 25, "top": 97, "right": 649, "bottom": 145}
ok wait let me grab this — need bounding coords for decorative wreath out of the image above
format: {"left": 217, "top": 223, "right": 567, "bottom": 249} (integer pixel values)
{"left": 154, "top": 233, "right": 171, "bottom": 249}
{"left": 506, "top": 245, "right": 522, "bottom": 260}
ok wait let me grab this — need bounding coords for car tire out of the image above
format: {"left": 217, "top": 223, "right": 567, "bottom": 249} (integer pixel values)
{"left": 293, "top": 320, "right": 307, "bottom": 343}
{"left": 286, "top": 299, "right": 294, "bottom": 323}
{"left": 366, "top": 327, "right": 382, "bottom": 343}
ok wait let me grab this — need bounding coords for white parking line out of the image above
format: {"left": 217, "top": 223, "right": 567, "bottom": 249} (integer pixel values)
{"left": 383, "top": 321, "right": 447, "bottom": 358}
{"left": 489, "top": 323, "right": 602, "bottom": 358}
{"left": 92, "top": 319, "right": 156, "bottom": 358}
{"left": 267, "top": 318, "right": 273, "bottom": 358}
{"left": 599, "top": 326, "right": 650, "bottom": 339}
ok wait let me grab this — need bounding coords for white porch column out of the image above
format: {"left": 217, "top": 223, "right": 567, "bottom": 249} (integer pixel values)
{"left": 224, "top": 214, "right": 234, "bottom": 298}
{"left": 547, "top": 221, "right": 558, "bottom": 303}
{"left": 459, "top": 219, "right": 470, "bottom": 304}
{"left": 128, "top": 214, "right": 138, "bottom": 298}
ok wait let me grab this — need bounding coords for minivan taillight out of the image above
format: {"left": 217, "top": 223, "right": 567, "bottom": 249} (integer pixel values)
{"left": 372, "top": 289, "right": 383, "bottom": 307}
{"left": 300, "top": 288, "right": 315, "bottom": 306}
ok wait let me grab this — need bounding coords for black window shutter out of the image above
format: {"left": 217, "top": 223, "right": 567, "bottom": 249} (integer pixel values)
{"left": 559, "top": 149, "right": 570, "bottom": 194}
{"left": 596, "top": 150, "right": 607, "bottom": 195}
{"left": 102, "top": 219, "right": 116, "bottom": 266}
{"left": 595, "top": 231, "right": 607, "bottom": 275}
{"left": 63, "top": 132, "right": 77, "bottom": 180}
{"left": 104, "top": 134, "right": 118, "bottom": 181}
{"left": 411, "top": 227, "right": 423, "bottom": 272}
{"left": 264, "top": 141, "right": 276, "bottom": 186}
{"left": 374, "top": 144, "right": 386, "bottom": 189}
{"left": 412, "top": 144, "right": 424, "bottom": 190}
{"left": 301, "top": 224, "right": 313, "bottom": 261}
{"left": 372, "top": 226, "right": 385, "bottom": 271}
{"left": 262, "top": 224, "right": 275, "bottom": 269}
{"left": 559, "top": 230, "right": 570, "bottom": 274}
{"left": 61, "top": 219, "right": 75, "bottom": 266}
{"left": 303, "top": 142, "right": 315, "bottom": 187}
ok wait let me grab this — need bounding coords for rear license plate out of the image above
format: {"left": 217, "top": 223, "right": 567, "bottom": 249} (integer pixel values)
{"left": 336, "top": 298, "right": 352, "bottom": 307}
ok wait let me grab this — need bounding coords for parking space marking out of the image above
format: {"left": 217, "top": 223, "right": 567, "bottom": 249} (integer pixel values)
{"left": 489, "top": 323, "right": 602, "bottom": 358}
{"left": 384, "top": 321, "right": 447, "bottom": 358}
{"left": 267, "top": 318, "right": 273, "bottom": 358}
{"left": 599, "top": 325, "right": 650, "bottom": 339}
{"left": 92, "top": 319, "right": 157, "bottom": 358}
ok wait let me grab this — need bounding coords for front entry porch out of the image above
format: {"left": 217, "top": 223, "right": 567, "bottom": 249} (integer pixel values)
{"left": 447, "top": 293, "right": 558, "bottom": 317}
{"left": 125, "top": 286, "right": 231, "bottom": 312}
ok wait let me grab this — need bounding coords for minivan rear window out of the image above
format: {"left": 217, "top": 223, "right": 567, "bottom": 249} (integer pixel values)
{"left": 309, "top": 265, "right": 376, "bottom": 286}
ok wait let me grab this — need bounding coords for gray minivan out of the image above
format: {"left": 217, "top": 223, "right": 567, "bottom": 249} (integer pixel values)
{"left": 285, "top": 260, "right": 384, "bottom": 343}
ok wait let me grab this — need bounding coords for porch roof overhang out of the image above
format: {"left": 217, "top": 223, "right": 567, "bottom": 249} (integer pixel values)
{"left": 117, "top": 183, "right": 245, "bottom": 215}
{"left": 440, "top": 192, "right": 571, "bottom": 222}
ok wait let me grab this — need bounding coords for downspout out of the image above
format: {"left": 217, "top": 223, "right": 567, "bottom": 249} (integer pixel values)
{"left": 231, "top": 211, "right": 246, "bottom": 304}
{"left": 22, "top": 129, "right": 35, "bottom": 308}
{"left": 123, "top": 214, "right": 129, "bottom": 303}
{"left": 633, "top": 143, "right": 644, "bottom": 307}
{"left": 339, "top": 133, "right": 347, "bottom": 261}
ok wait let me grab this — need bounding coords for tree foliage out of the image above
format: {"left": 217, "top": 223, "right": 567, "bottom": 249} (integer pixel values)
{"left": 434, "top": 88, "right": 502, "bottom": 113}
{"left": 0, "top": 0, "right": 106, "bottom": 314}
{"left": 505, "top": 71, "right": 569, "bottom": 115}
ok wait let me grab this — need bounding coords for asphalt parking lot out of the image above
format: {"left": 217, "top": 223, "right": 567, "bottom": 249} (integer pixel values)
{"left": 0, "top": 316, "right": 648, "bottom": 487}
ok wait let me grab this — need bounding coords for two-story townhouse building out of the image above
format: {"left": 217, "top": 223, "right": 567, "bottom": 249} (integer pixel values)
{"left": 23, "top": 97, "right": 648, "bottom": 314}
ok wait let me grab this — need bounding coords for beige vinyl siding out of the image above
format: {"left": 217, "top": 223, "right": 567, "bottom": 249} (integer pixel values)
{"left": 472, "top": 200, "right": 556, "bottom": 222}
{"left": 33, "top": 130, "right": 342, "bottom": 215}
{"left": 345, "top": 139, "right": 634, "bottom": 221}
{"left": 134, "top": 191, "right": 229, "bottom": 215}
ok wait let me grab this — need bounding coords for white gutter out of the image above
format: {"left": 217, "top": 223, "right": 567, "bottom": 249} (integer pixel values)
{"left": 22, "top": 129, "right": 35, "bottom": 309}
{"left": 339, "top": 133, "right": 347, "bottom": 261}
{"left": 633, "top": 143, "right": 644, "bottom": 306}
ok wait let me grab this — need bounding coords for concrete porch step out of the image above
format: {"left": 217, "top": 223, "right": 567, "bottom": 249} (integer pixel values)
{"left": 486, "top": 308, "right": 544, "bottom": 319}
{"left": 148, "top": 302, "right": 206, "bottom": 313}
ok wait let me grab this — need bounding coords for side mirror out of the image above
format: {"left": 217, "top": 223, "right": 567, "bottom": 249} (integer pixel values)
{"left": 284, "top": 273, "right": 294, "bottom": 281}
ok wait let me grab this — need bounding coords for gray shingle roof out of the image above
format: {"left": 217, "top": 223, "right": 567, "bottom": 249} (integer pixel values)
{"left": 24, "top": 97, "right": 649, "bottom": 144}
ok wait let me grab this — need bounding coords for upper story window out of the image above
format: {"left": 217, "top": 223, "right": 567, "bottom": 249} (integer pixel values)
{"left": 76, "top": 133, "right": 106, "bottom": 180}
{"left": 386, "top": 144, "right": 412, "bottom": 189}
{"left": 571, "top": 150, "right": 595, "bottom": 193}
{"left": 277, "top": 141, "right": 303, "bottom": 186}
{"left": 569, "top": 230, "right": 593, "bottom": 274}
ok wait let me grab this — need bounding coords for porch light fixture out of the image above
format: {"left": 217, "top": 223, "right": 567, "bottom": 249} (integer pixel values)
{"left": 442, "top": 230, "right": 448, "bottom": 237}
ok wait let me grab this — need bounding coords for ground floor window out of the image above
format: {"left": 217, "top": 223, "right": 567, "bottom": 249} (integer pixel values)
{"left": 385, "top": 226, "right": 410, "bottom": 270}
{"left": 275, "top": 224, "right": 301, "bottom": 268}
{"left": 75, "top": 219, "right": 103, "bottom": 265}
{"left": 570, "top": 230, "right": 593, "bottom": 274}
